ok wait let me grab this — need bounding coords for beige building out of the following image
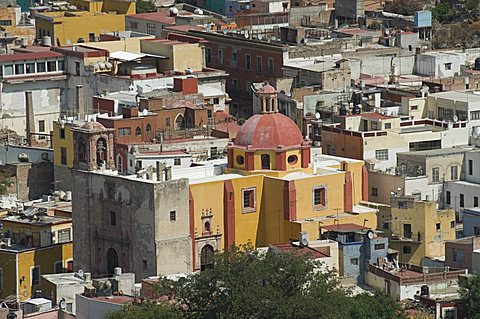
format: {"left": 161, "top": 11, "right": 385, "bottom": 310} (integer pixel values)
{"left": 378, "top": 196, "right": 456, "bottom": 266}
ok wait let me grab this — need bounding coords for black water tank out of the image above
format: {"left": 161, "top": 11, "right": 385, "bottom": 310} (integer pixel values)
{"left": 420, "top": 285, "right": 429, "bottom": 296}
{"left": 339, "top": 104, "right": 347, "bottom": 116}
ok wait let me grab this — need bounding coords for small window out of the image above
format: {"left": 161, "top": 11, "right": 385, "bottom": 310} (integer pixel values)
{"left": 3, "top": 64, "right": 13, "bottom": 76}
{"left": 59, "top": 128, "right": 65, "bottom": 139}
{"left": 54, "top": 261, "right": 63, "bottom": 274}
{"left": 374, "top": 243, "right": 385, "bottom": 250}
{"left": 475, "top": 226, "right": 480, "bottom": 236}
{"left": 245, "top": 54, "right": 251, "bottom": 71}
{"left": 26, "top": 62, "right": 36, "bottom": 74}
{"left": 432, "top": 167, "right": 440, "bottom": 183}
{"left": 174, "top": 158, "right": 181, "bottom": 166}
{"left": 146, "top": 124, "right": 152, "bottom": 133}
{"left": 460, "top": 193, "right": 465, "bottom": 208}
{"left": 451, "top": 165, "right": 458, "bottom": 180}
{"left": 38, "top": 120, "right": 45, "bottom": 132}
{"left": 37, "top": 62, "right": 46, "bottom": 73}
{"left": 469, "top": 159, "right": 473, "bottom": 175}
{"left": 256, "top": 56, "right": 262, "bottom": 72}
{"left": 475, "top": 196, "right": 479, "bottom": 208}
{"left": 436, "top": 223, "right": 441, "bottom": 231}
{"left": 411, "top": 105, "right": 418, "bottom": 111}
{"left": 75, "top": 62, "right": 80, "bottom": 76}
{"left": 451, "top": 221, "right": 455, "bottom": 229}
{"left": 135, "top": 127, "right": 141, "bottom": 136}
{"left": 268, "top": 57, "right": 274, "bottom": 74}
{"left": 118, "top": 127, "right": 131, "bottom": 136}
{"left": 206, "top": 48, "right": 212, "bottom": 64}
{"left": 384, "top": 123, "right": 392, "bottom": 129}
{"left": 446, "top": 191, "right": 451, "bottom": 205}
{"left": 58, "top": 60, "right": 65, "bottom": 71}
{"left": 261, "top": 154, "right": 270, "bottom": 170}
{"left": 350, "top": 258, "right": 359, "bottom": 265}
{"left": 375, "top": 149, "right": 388, "bottom": 161}
{"left": 146, "top": 23, "right": 156, "bottom": 35}
{"left": 166, "top": 117, "right": 171, "bottom": 127}
{"left": 47, "top": 61, "right": 57, "bottom": 72}
{"left": 170, "top": 210, "right": 176, "bottom": 221}
{"left": 327, "top": 144, "right": 336, "bottom": 156}
{"left": 60, "top": 147, "right": 67, "bottom": 165}
{"left": 0, "top": 20, "right": 12, "bottom": 26}
{"left": 236, "top": 155, "right": 245, "bottom": 165}
{"left": 110, "top": 211, "right": 116, "bottom": 226}
{"left": 383, "top": 222, "right": 389, "bottom": 230}
{"left": 242, "top": 188, "right": 256, "bottom": 213}
{"left": 67, "top": 260, "right": 73, "bottom": 272}
{"left": 15, "top": 64, "right": 25, "bottom": 75}
{"left": 218, "top": 49, "right": 224, "bottom": 66}
{"left": 58, "top": 229, "right": 71, "bottom": 243}
{"left": 371, "top": 187, "right": 378, "bottom": 197}
{"left": 445, "top": 63, "right": 452, "bottom": 70}
{"left": 313, "top": 187, "right": 327, "bottom": 209}
{"left": 287, "top": 155, "right": 298, "bottom": 165}
{"left": 403, "top": 246, "right": 412, "bottom": 254}
{"left": 142, "top": 259, "right": 147, "bottom": 270}
{"left": 32, "top": 266, "right": 40, "bottom": 285}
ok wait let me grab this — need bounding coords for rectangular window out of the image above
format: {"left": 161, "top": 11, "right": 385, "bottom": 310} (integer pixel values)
{"left": 110, "top": 211, "right": 116, "bottom": 226}
{"left": 146, "top": 23, "right": 156, "bottom": 35}
{"left": 60, "top": 147, "right": 67, "bottom": 165}
{"left": 59, "top": 128, "right": 65, "bottom": 139}
{"left": 26, "top": 62, "right": 36, "bottom": 74}
{"left": 67, "top": 260, "right": 73, "bottom": 272}
{"left": 475, "top": 226, "right": 480, "bottom": 236}
{"left": 0, "top": 268, "right": 3, "bottom": 291}
{"left": 37, "top": 61, "right": 46, "bottom": 73}
{"left": 242, "top": 188, "right": 256, "bottom": 213}
{"left": 15, "top": 64, "right": 24, "bottom": 75}
{"left": 403, "top": 245, "right": 412, "bottom": 254}
{"left": 256, "top": 56, "right": 262, "bottom": 72}
{"left": 384, "top": 123, "right": 392, "bottom": 129}
{"left": 445, "top": 63, "right": 452, "bottom": 70}
{"left": 327, "top": 144, "right": 336, "bottom": 156}
{"left": 403, "top": 224, "right": 412, "bottom": 239}
{"left": 350, "top": 258, "right": 359, "bottom": 265}
{"left": 54, "top": 261, "right": 63, "bottom": 274}
{"left": 206, "top": 48, "right": 212, "bottom": 64}
{"left": 130, "top": 21, "right": 138, "bottom": 29}
{"left": 245, "top": 54, "right": 251, "bottom": 70}
{"left": 142, "top": 259, "right": 147, "bottom": 270}
{"left": 3, "top": 64, "right": 13, "bottom": 76}
{"left": 166, "top": 117, "right": 170, "bottom": 127}
{"left": 375, "top": 149, "right": 388, "bottom": 161}
{"left": 75, "top": 62, "right": 80, "bottom": 76}
{"left": 475, "top": 196, "right": 479, "bottom": 207}
{"left": 58, "top": 60, "right": 65, "bottom": 71}
{"left": 460, "top": 193, "right": 465, "bottom": 207}
{"left": 471, "top": 111, "right": 480, "bottom": 120}
{"left": 313, "top": 187, "right": 327, "bottom": 209}
{"left": 38, "top": 120, "right": 45, "bottom": 132}
{"left": 58, "top": 229, "right": 71, "bottom": 243}
{"left": 436, "top": 223, "right": 441, "bottom": 231}
{"left": 170, "top": 210, "right": 176, "bottom": 221}
{"left": 411, "top": 105, "right": 418, "bottom": 111}
{"left": 213, "top": 98, "right": 219, "bottom": 104}
{"left": 452, "top": 249, "right": 465, "bottom": 262}
{"left": 446, "top": 191, "right": 451, "bottom": 205}
{"left": 218, "top": 49, "right": 224, "bottom": 66}
{"left": 374, "top": 243, "right": 385, "bottom": 250}
{"left": 118, "top": 127, "right": 131, "bottom": 136}
{"left": 371, "top": 187, "right": 378, "bottom": 197}
{"left": 231, "top": 51, "right": 238, "bottom": 68}
{"left": 0, "top": 20, "right": 12, "bottom": 26}
{"left": 268, "top": 57, "right": 274, "bottom": 74}
{"left": 469, "top": 159, "right": 473, "bottom": 175}
{"left": 174, "top": 158, "right": 181, "bottom": 166}
{"left": 451, "top": 221, "right": 456, "bottom": 229}
{"left": 32, "top": 266, "right": 40, "bottom": 285}
{"left": 47, "top": 61, "right": 57, "bottom": 72}
{"left": 432, "top": 167, "right": 440, "bottom": 183}
{"left": 451, "top": 165, "right": 458, "bottom": 180}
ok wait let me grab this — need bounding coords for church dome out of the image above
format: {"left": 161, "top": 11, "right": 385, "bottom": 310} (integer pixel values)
{"left": 234, "top": 113, "right": 303, "bottom": 150}
{"left": 257, "top": 83, "right": 277, "bottom": 94}
{"left": 81, "top": 121, "right": 106, "bottom": 131}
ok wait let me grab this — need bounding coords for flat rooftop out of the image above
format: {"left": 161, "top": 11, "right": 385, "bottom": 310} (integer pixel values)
{"left": 397, "top": 147, "right": 470, "bottom": 157}
{"left": 430, "top": 90, "right": 480, "bottom": 103}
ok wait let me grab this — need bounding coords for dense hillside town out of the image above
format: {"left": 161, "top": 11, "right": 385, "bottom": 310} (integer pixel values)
{"left": 1, "top": 0, "right": 480, "bottom": 318}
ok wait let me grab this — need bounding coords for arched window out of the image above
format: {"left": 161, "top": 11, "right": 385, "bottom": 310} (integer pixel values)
{"left": 107, "top": 248, "right": 119, "bottom": 275}
{"left": 200, "top": 244, "right": 214, "bottom": 271}
{"left": 117, "top": 155, "right": 123, "bottom": 173}
{"left": 78, "top": 138, "right": 86, "bottom": 162}
{"left": 146, "top": 124, "right": 152, "bottom": 134}
{"left": 204, "top": 221, "right": 211, "bottom": 233}
{"left": 175, "top": 114, "right": 185, "bottom": 130}
{"left": 135, "top": 127, "right": 141, "bottom": 136}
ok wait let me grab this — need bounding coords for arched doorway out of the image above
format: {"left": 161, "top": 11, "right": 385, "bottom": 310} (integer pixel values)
{"left": 200, "top": 244, "right": 214, "bottom": 271}
{"left": 107, "top": 248, "right": 119, "bottom": 275}
{"left": 174, "top": 114, "right": 185, "bottom": 130}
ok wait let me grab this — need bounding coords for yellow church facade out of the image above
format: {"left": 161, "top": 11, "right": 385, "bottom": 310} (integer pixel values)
{"left": 188, "top": 84, "right": 377, "bottom": 270}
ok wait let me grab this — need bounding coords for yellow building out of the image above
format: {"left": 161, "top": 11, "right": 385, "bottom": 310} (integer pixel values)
{"left": 35, "top": 0, "right": 135, "bottom": 46}
{"left": 378, "top": 196, "right": 456, "bottom": 265}
{"left": 0, "top": 1, "right": 36, "bottom": 46}
{"left": 189, "top": 84, "right": 377, "bottom": 270}
{"left": 0, "top": 209, "right": 73, "bottom": 302}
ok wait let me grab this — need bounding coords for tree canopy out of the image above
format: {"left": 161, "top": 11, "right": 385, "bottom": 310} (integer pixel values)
{"left": 460, "top": 273, "right": 480, "bottom": 319}
{"left": 107, "top": 245, "right": 408, "bottom": 319}
{"left": 136, "top": 0, "right": 156, "bottom": 13}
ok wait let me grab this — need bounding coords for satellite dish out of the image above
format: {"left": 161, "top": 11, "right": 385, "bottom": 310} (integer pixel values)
{"left": 315, "top": 112, "right": 321, "bottom": 120}
{"left": 257, "top": 34, "right": 263, "bottom": 40}
{"left": 300, "top": 237, "right": 309, "bottom": 246}
{"left": 77, "top": 269, "right": 84, "bottom": 278}
{"left": 453, "top": 115, "right": 459, "bottom": 122}
{"left": 367, "top": 230, "right": 374, "bottom": 240}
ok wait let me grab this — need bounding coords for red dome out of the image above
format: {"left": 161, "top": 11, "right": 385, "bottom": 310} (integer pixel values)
{"left": 258, "top": 83, "right": 277, "bottom": 94}
{"left": 81, "top": 121, "right": 106, "bottom": 131}
{"left": 234, "top": 113, "right": 303, "bottom": 149}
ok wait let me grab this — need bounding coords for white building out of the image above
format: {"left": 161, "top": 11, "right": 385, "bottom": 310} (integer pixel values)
{"left": 415, "top": 51, "right": 467, "bottom": 78}
{"left": 127, "top": 149, "right": 192, "bottom": 174}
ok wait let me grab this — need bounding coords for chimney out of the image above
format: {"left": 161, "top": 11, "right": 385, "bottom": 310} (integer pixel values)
{"left": 76, "top": 85, "right": 85, "bottom": 120}
{"left": 173, "top": 77, "right": 198, "bottom": 95}
{"left": 156, "top": 161, "right": 162, "bottom": 182}
{"left": 25, "top": 91, "right": 34, "bottom": 146}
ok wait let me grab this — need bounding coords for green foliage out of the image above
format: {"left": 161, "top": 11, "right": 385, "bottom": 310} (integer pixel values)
{"left": 467, "top": 0, "right": 480, "bottom": 12}
{"left": 136, "top": 0, "right": 156, "bottom": 13}
{"left": 106, "top": 245, "right": 408, "bottom": 319}
{"left": 105, "top": 302, "right": 182, "bottom": 319}
{"left": 0, "top": 170, "right": 12, "bottom": 195}
{"left": 460, "top": 274, "right": 480, "bottom": 319}
{"left": 432, "top": 3, "right": 457, "bottom": 23}
{"left": 383, "top": 0, "right": 425, "bottom": 15}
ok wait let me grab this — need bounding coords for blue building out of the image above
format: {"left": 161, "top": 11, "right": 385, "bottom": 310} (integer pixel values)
{"left": 462, "top": 208, "right": 480, "bottom": 237}
{"left": 321, "top": 223, "right": 389, "bottom": 284}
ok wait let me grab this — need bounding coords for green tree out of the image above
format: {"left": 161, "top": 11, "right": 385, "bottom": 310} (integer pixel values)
{"left": 348, "top": 291, "right": 408, "bottom": 319}
{"left": 136, "top": 0, "right": 156, "bottom": 13}
{"left": 105, "top": 302, "right": 183, "bottom": 319}
{"left": 460, "top": 274, "right": 480, "bottom": 319}
{"left": 0, "top": 170, "right": 12, "bottom": 195}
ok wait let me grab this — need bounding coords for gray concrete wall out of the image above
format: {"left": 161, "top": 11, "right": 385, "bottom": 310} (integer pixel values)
{"left": 0, "top": 144, "right": 52, "bottom": 165}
